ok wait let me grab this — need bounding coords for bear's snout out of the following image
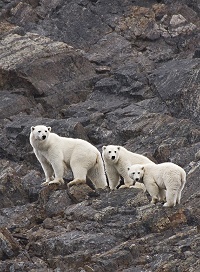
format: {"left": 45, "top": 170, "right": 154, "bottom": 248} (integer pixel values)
{"left": 42, "top": 135, "right": 46, "bottom": 140}
{"left": 135, "top": 178, "right": 139, "bottom": 182}
{"left": 111, "top": 156, "right": 115, "bottom": 160}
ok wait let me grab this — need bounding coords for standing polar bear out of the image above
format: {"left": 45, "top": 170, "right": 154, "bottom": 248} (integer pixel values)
{"left": 102, "top": 145, "right": 155, "bottom": 190}
{"left": 128, "top": 163, "right": 186, "bottom": 207}
{"left": 30, "top": 125, "right": 107, "bottom": 188}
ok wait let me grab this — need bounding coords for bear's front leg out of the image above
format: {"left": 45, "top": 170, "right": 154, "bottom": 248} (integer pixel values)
{"left": 130, "top": 182, "right": 146, "bottom": 192}
{"left": 118, "top": 164, "right": 134, "bottom": 189}
{"left": 105, "top": 165, "right": 120, "bottom": 190}
{"left": 151, "top": 196, "right": 159, "bottom": 204}
{"left": 119, "top": 184, "right": 128, "bottom": 189}
{"left": 35, "top": 152, "right": 54, "bottom": 186}
{"left": 121, "top": 176, "right": 134, "bottom": 189}
{"left": 48, "top": 179, "right": 64, "bottom": 185}
{"left": 145, "top": 182, "right": 159, "bottom": 204}
{"left": 48, "top": 158, "right": 65, "bottom": 185}
{"left": 108, "top": 174, "right": 121, "bottom": 190}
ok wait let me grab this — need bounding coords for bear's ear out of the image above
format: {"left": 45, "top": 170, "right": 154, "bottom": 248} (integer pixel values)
{"left": 47, "top": 127, "right": 51, "bottom": 132}
{"left": 102, "top": 146, "right": 106, "bottom": 151}
{"left": 141, "top": 167, "right": 144, "bottom": 170}
{"left": 31, "top": 126, "right": 35, "bottom": 131}
{"left": 117, "top": 146, "right": 120, "bottom": 150}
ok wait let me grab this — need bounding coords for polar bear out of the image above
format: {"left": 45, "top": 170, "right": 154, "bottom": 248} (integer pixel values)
{"left": 30, "top": 125, "right": 107, "bottom": 188}
{"left": 128, "top": 163, "right": 186, "bottom": 207}
{"left": 102, "top": 145, "right": 155, "bottom": 190}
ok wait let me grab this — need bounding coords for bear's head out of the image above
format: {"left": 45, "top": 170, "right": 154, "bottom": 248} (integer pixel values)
{"left": 31, "top": 125, "right": 51, "bottom": 141}
{"left": 128, "top": 164, "right": 144, "bottom": 183}
{"left": 102, "top": 145, "right": 120, "bottom": 164}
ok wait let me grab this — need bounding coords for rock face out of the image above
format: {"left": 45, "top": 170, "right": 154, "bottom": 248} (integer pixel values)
{"left": 0, "top": 0, "right": 200, "bottom": 271}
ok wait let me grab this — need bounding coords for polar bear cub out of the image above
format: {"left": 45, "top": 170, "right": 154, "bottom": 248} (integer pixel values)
{"left": 128, "top": 163, "right": 186, "bottom": 207}
{"left": 30, "top": 125, "right": 107, "bottom": 188}
{"left": 102, "top": 145, "right": 155, "bottom": 190}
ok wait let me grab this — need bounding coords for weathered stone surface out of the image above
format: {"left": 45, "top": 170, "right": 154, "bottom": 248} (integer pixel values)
{"left": 45, "top": 190, "right": 71, "bottom": 217}
{"left": 0, "top": 227, "right": 21, "bottom": 260}
{"left": 149, "top": 59, "right": 200, "bottom": 123}
{"left": 0, "top": 32, "right": 96, "bottom": 118}
{"left": 0, "top": 160, "right": 42, "bottom": 209}
{"left": 68, "top": 183, "right": 96, "bottom": 203}
{"left": 0, "top": 0, "right": 199, "bottom": 271}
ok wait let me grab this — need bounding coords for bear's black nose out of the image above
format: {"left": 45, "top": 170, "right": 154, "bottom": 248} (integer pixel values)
{"left": 135, "top": 178, "right": 139, "bottom": 181}
{"left": 42, "top": 135, "right": 46, "bottom": 140}
{"left": 111, "top": 156, "right": 115, "bottom": 160}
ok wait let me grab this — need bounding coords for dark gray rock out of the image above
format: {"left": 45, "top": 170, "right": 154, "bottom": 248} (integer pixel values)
{"left": 193, "top": 47, "right": 200, "bottom": 58}
{"left": 0, "top": 0, "right": 199, "bottom": 271}
{"left": 149, "top": 59, "right": 200, "bottom": 123}
{"left": 0, "top": 227, "right": 21, "bottom": 261}
{"left": 21, "top": 170, "right": 44, "bottom": 203}
{"left": 44, "top": 189, "right": 73, "bottom": 217}
{"left": 0, "top": 90, "right": 34, "bottom": 119}
{"left": 0, "top": 32, "right": 96, "bottom": 118}
{"left": 0, "top": 160, "right": 35, "bottom": 209}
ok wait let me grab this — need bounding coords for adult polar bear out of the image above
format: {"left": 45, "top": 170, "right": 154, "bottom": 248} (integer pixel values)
{"left": 102, "top": 145, "right": 155, "bottom": 190}
{"left": 30, "top": 125, "right": 107, "bottom": 188}
{"left": 128, "top": 163, "right": 186, "bottom": 207}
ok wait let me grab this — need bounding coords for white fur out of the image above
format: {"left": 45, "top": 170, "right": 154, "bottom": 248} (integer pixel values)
{"left": 30, "top": 125, "right": 107, "bottom": 188}
{"left": 128, "top": 163, "right": 186, "bottom": 207}
{"left": 102, "top": 145, "right": 155, "bottom": 190}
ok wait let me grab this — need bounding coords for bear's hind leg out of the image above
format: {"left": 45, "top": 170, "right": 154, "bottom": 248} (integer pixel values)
{"left": 87, "top": 162, "right": 107, "bottom": 189}
{"left": 158, "top": 189, "right": 166, "bottom": 203}
{"left": 68, "top": 178, "right": 86, "bottom": 187}
{"left": 68, "top": 167, "right": 87, "bottom": 187}
{"left": 176, "top": 177, "right": 186, "bottom": 204}
{"left": 163, "top": 189, "right": 178, "bottom": 207}
{"left": 176, "top": 188, "right": 182, "bottom": 204}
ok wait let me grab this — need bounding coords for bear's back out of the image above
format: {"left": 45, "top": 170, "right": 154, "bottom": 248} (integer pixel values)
{"left": 120, "top": 147, "right": 154, "bottom": 165}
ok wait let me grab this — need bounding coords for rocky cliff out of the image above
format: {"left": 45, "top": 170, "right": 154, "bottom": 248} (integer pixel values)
{"left": 0, "top": 0, "right": 199, "bottom": 271}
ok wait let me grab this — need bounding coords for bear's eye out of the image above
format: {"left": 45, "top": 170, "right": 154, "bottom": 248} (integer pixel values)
{"left": 38, "top": 131, "right": 41, "bottom": 133}
{"left": 138, "top": 172, "right": 140, "bottom": 174}
{"left": 45, "top": 130, "right": 47, "bottom": 132}
{"left": 108, "top": 151, "right": 111, "bottom": 153}
{"left": 132, "top": 172, "right": 135, "bottom": 175}
{"left": 114, "top": 151, "right": 116, "bottom": 153}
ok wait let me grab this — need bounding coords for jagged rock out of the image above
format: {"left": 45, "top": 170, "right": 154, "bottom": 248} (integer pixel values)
{"left": 68, "top": 183, "right": 96, "bottom": 203}
{"left": 0, "top": 0, "right": 199, "bottom": 271}
{"left": 0, "top": 160, "right": 40, "bottom": 209}
{"left": 44, "top": 188, "right": 71, "bottom": 218}
{"left": 0, "top": 203, "right": 42, "bottom": 230}
{"left": 0, "top": 32, "right": 96, "bottom": 118}
{"left": 195, "top": 150, "right": 200, "bottom": 161}
{"left": 0, "top": 91, "right": 34, "bottom": 119}
{"left": 42, "top": 218, "right": 55, "bottom": 230}
{"left": 149, "top": 59, "right": 200, "bottom": 123}
{"left": 0, "top": 227, "right": 21, "bottom": 260}
{"left": 193, "top": 47, "right": 200, "bottom": 58}
{"left": 21, "top": 170, "right": 44, "bottom": 203}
